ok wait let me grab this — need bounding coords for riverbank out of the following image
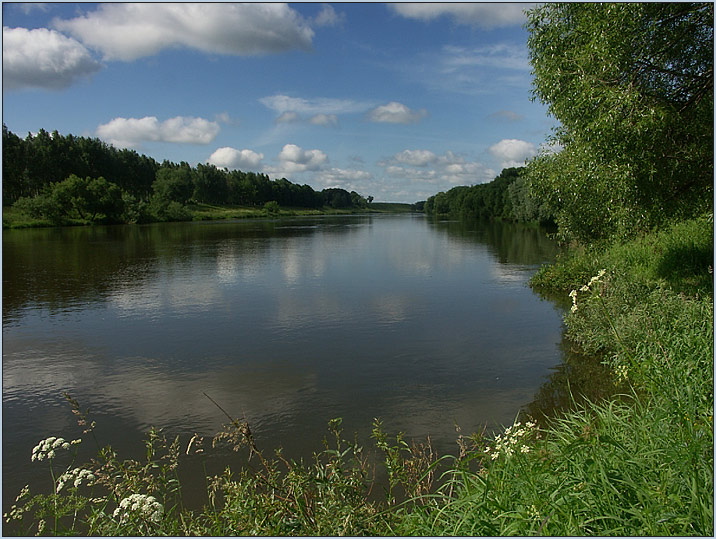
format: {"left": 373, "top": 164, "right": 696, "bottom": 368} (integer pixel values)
{"left": 396, "top": 213, "right": 713, "bottom": 535}
{"left": 4, "top": 216, "right": 712, "bottom": 536}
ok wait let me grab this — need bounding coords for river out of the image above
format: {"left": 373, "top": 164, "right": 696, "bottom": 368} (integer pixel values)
{"left": 3, "top": 214, "right": 595, "bottom": 509}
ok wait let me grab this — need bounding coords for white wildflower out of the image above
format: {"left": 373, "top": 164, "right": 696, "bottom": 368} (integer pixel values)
{"left": 57, "top": 468, "right": 96, "bottom": 492}
{"left": 31, "top": 436, "right": 73, "bottom": 462}
{"left": 114, "top": 493, "right": 164, "bottom": 524}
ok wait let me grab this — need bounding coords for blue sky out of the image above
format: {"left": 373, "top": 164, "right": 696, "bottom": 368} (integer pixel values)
{"left": 2, "top": 2, "right": 556, "bottom": 203}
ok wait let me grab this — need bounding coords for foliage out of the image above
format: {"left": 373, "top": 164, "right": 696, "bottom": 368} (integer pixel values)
{"left": 14, "top": 174, "right": 126, "bottom": 224}
{"left": 424, "top": 167, "right": 550, "bottom": 224}
{"left": 263, "top": 200, "right": 280, "bottom": 216}
{"left": 525, "top": 2, "right": 713, "bottom": 242}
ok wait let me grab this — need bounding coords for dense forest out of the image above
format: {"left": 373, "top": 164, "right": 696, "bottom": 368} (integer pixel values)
{"left": 2, "top": 125, "right": 372, "bottom": 224}
{"left": 423, "top": 167, "right": 553, "bottom": 225}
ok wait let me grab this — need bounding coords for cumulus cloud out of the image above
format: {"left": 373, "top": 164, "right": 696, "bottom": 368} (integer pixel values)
{"left": 382, "top": 149, "right": 495, "bottom": 186}
{"left": 208, "top": 147, "right": 264, "bottom": 170}
{"left": 96, "top": 116, "right": 220, "bottom": 148}
{"left": 390, "top": 3, "right": 531, "bottom": 28}
{"left": 488, "top": 139, "right": 537, "bottom": 168}
{"left": 393, "top": 149, "right": 437, "bottom": 167}
{"left": 314, "top": 167, "right": 373, "bottom": 189}
{"left": 52, "top": 3, "right": 314, "bottom": 61}
{"left": 368, "top": 102, "right": 427, "bottom": 124}
{"left": 276, "top": 143, "right": 328, "bottom": 173}
{"left": 2, "top": 26, "right": 101, "bottom": 91}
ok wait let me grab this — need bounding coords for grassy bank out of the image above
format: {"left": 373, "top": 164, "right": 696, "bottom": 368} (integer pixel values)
{"left": 396, "top": 214, "right": 713, "bottom": 535}
{"left": 4, "top": 216, "right": 712, "bottom": 536}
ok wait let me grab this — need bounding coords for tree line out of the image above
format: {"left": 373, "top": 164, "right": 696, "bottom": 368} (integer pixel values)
{"left": 3, "top": 125, "right": 371, "bottom": 224}
{"left": 423, "top": 167, "right": 554, "bottom": 225}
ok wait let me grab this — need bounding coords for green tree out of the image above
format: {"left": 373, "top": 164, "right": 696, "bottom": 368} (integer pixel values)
{"left": 526, "top": 2, "right": 713, "bottom": 242}
{"left": 264, "top": 200, "right": 280, "bottom": 215}
{"left": 14, "top": 175, "right": 125, "bottom": 223}
{"left": 152, "top": 164, "right": 194, "bottom": 205}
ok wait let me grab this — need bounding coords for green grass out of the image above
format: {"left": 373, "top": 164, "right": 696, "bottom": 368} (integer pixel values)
{"left": 4, "top": 215, "right": 713, "bottom": 536}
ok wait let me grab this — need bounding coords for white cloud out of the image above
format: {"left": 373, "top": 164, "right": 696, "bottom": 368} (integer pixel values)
{"left": 309, "top": 113, "right": 339, "bottom": 127}
{"left": 368, "top": 102, "right": 427, "bottom": 124}
{"left": 52, "top": 3, "right": 314, "bottom": 61}
{"left": 314, "top": 167, "right": 373, "bottom": 188}
{"left": 390, "top": 3, "right": 531, "bottom": 28}
{"left": 2, "top": 26, "right": 101, "bottom": 91}
{"left": 96, "top": 116, "right": 220, "bottom": 148}
{"left": 276, "top": 143, "right": 328, "bottom": 173}
{"left": 488, "top": 139, "right": 537, "bottom": 168}
{"left": 313, "top": 4, "right": 345, "bottom": 27}
{"left": 208, "top": 147, "right": 264, "bottom": 170}
{"left": 393, "top": 149, "right": 437, "bottom": 167}
{"left": 260, "top": 94, "right": 372, "bottom": 116}
{"left": 382, "top": 150, "right": 495, "bottom": 187}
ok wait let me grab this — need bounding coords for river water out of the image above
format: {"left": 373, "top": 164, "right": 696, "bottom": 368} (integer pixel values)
{"left": 3, "top": 214, "right": 581, "bottom": 509}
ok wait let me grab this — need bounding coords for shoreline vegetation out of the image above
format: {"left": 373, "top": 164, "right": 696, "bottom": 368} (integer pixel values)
{"left": 2, "top": 201, "right": 419, "bottom": 230}
{"left": 4, "top": 2, "right": 713, "bottom": 536}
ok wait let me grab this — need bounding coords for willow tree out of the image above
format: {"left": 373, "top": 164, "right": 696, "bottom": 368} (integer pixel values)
{"left": 525, "top": 2, "right": 713, "bottom": 242}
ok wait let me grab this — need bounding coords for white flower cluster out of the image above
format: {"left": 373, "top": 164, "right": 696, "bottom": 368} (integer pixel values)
{"left": 569, "top": 269, "right": 607, "bottom": 313}
{"left": 113, "top": 494, "right": 164, "bottom": 524}
{"left": 56, "top": 468, "right": 96, "bottom": 492}
{"left": 31, "top": 437, "right": 80, "bottom": 462}
{"left": 484, "top": 420, "right": 537, "bottom": 461}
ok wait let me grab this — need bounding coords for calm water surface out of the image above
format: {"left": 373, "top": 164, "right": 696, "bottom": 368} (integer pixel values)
{"left": 4, "top": 214, "right": 571, "bottom": 507}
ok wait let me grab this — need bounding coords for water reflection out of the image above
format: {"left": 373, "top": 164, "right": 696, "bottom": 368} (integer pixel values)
{"left": 4, "top": 215, "right": 600, "bottom": 510}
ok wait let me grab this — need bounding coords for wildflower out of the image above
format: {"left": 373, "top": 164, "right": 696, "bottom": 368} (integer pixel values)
{"left": 56, "top": 468, "right": 96, "bottom": 492}
{"left": 484, "top": 418, "right": 538, "bottom": 461}
{"left": 31, "top": 436, "right": 73, "bottom": 462}
{"left": 113, "top": 494, "right": 164, "bottom": 524}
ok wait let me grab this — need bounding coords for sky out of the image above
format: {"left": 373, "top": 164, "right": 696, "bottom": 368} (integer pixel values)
{"left": 2, "top": 2, "right": 557, "bottom": 203}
